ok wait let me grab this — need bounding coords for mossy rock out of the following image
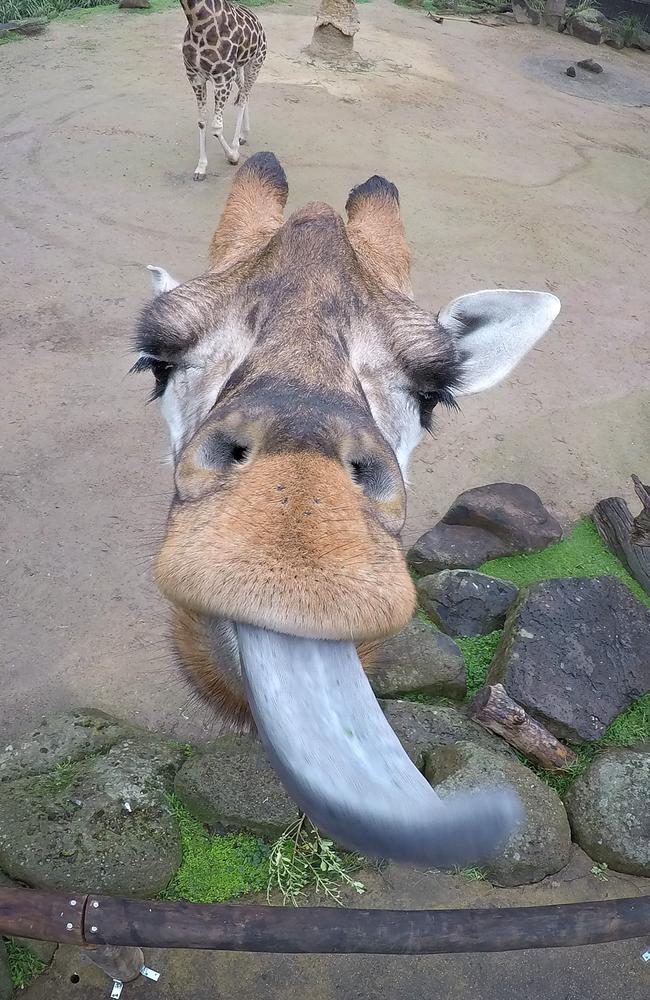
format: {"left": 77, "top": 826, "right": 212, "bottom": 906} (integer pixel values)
{"left": 174, "top": 735, "right": 299, "bottom": 838}
{"left": 0, "top": 736, "right": 185, "bottom": 896}
{"left": 565, "top": 748, "right": 650, "bottom": 876}
{"left": 426, "top": 741, "right": 572, "bottom": 885}
{"left": 0, "top": 710, "right": 133, "bottom": 785}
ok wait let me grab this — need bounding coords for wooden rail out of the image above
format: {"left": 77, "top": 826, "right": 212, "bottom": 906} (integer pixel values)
{"left": 1, "top": 887, "right": 650, "bottom": 955}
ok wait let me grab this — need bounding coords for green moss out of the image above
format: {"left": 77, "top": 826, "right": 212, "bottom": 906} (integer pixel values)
{"left": 481, "top": 518, "right": 650, "bottom": 608}
{"left": 456, "top": 631, "right": 502, "bottom": 699}
{"left": 163, "top": 796, "right": 270, "bottom": 903}
{"left": 4, "top": 938, "right": 46, "bottom": 990}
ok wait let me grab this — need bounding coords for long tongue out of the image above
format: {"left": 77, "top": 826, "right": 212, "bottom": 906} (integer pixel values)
{"left": 237, "top": 625, "right": 522, "bottom": 867}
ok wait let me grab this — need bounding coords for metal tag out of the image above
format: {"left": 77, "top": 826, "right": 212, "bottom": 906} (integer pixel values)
{"left": 641, "top": 949, "right": 650, "bottom": 963}
{"left": 110, "top": 982, "right": 124, "bottom": 999}
{"left": 140, "top": 965, "right": 161, "bottom": 982}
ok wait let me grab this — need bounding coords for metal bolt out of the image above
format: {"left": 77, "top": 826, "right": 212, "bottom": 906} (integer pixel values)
{"left": 92, "top": 900, "right": 100, "bottom": 908}
{"left": 90, "top": 926, "right": 98, "bottom": 934}
{"left": 70, "top": 900, "right": 77, "bottom": 906}
{"left": 66, "top": 923, "right": 73, "bottom": 931}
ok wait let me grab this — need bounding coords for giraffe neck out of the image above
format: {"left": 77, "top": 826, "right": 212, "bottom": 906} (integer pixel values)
{"left": 180, "top": 0, "right": 232, "bottom": 27}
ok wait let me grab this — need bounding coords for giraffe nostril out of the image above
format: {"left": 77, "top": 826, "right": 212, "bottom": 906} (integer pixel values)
{"left": 198, "top": 433, "right": 251, "bottom": 471}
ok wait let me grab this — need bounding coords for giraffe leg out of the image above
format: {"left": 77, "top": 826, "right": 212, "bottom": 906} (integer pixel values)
{"left": 212, "top": 71, "right": 239, "bottom": 165}
{"left": 232, "top": 57, "right": 263, "bottom": 150}
{"left": 190, "top": 79, "right": 209, "bottom": 182}
{"left": 236, "top": 67, "right": 249, "bottom": 146}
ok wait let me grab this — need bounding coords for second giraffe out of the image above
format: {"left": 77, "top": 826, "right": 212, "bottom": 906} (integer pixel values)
{"left": 180, "top": 0, "right": 267, "bottom": 180}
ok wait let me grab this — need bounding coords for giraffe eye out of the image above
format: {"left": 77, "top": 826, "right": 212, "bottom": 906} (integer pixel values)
{"left": 130, "top": 355, "right": 176, "bottom": 400}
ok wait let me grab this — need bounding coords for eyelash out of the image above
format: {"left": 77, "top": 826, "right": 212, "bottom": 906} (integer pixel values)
{"left": 130, "top": 355, "right": 176, "bottom": 400}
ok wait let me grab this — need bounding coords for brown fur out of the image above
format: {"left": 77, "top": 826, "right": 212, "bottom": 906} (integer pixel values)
{"left": 208, "top": 160, "right": 288, "bottom": 271}
{"left": 346, "top": 187, "right": 412, "bottom": 296}
{"left": 156, "top": 451, "right": 415, "bottom": 642}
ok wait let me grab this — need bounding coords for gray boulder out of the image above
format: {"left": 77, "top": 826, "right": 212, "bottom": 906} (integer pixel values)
{"left": 367, "top": 619, "right": 466, "bottom": 699}
{"left": 416, "top": 571, "right": 518, "bottom": 637}
{"left": 566, "top": 7, "right": 606, "bottom": 43}
{"left": 489, "top": 576, "right": 650, "bottom": 742}
{"left": 174, "top": 735, "right": 299, "bottom": 837}
{"left": 426, "top": 741, "right": 572, "bottom": 885}
{"left": 630, "top": 25, "right": 650, "bottom": 50}
{"left": 0, "top": 710, "right": 132, "bottom": 784}
{"left": 442, "top": 483, "right": 562, "bottom": 553}
{"left": 380, "top": 700, "right": 516, "bottom": 768}
{"left": 0, "top": 736, "right": 185, "bottom": 896}
{"left": 565, "top": 749, "right": 650, "bottom": 876}
{"left": 408, "top": 483, "right": 561, "bottom": 574}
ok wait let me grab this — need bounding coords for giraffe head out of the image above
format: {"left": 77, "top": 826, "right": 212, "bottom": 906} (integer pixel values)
{"left": 134, "top": 153, "right": 559, "bottom": 865}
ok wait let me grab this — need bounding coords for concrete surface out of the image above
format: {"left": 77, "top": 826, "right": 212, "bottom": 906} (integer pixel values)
{"left": 1, "top": 0, "right": 649, "bottom": 744}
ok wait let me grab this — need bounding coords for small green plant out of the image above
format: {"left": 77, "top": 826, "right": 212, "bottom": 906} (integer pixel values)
{"left": 163, "top": 795, "right": 270, "bottom": 903}
{"left": 616, "top": 12, "right": 644, "bottom": 43}
{"left": 451, "top": 865, "right": 487, "bottom": 881}
{"left": 564, "top": 0, "right": 600, "bottom": 20}
{"left": 591, "top": 862, "right": 608, "bottom": 881}
{"left": 4, "top": 939, "right": 46, "bottom": 991}
{"left": 268, "top": 816, "right": 366, "bottom": 906}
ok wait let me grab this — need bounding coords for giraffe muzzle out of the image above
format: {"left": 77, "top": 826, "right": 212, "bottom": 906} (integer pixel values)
{"left": 236, "top": 623, "right": 523, "bottom": 867}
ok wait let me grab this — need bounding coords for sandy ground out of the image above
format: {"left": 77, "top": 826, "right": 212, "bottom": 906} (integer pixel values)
{"left": 2, "top": 7, "right": 650, "bottom": 997}
{"left": 1, "top": 2, "right": 649, "bottom": 744}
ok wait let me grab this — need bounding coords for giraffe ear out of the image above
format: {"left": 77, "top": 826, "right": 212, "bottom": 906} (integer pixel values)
{"left": 147, "top": 265, "right": 179, "bottom": 296}
{"left": 345, "top": 176, "right": 411, "bottom": 296}
{"left": 209, "top": 152, "right": 288, "bottom": 271}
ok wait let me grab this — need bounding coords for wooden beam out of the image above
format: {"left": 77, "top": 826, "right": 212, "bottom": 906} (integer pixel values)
{"left": 2, "top": 888, "right": 650, "bottom": 955}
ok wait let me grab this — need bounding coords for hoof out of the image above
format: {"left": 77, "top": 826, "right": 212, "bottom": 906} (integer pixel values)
{"left": 239, "top": 137, "right": 248, "bottom": 146}
{"left": 193, "top": 171, "right": 207, "bottom": 181}
{"left": 227, "top": 153, "right": 240, "bottom": 165}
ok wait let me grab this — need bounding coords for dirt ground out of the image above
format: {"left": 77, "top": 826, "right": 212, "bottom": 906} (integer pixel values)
{"left": 2, "top": 5, "right": 650, "bottom": 997}
{"left": 1, "top": 2, "right": 649, "bottom": 745}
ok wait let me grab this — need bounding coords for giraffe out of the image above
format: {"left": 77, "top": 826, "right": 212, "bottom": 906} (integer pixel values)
{"left": 179, "top": 0, "right": 267, "bottom": 180}
{"left": 135, "top": 152, "right": 561, "bottom": 868}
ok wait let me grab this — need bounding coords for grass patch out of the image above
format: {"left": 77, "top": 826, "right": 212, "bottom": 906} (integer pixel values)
{"left": 163, "top": 795, "right": 270, "bottom": 904}
{"left": 0, "top": 0, "right": 276, "bottom": 30}
{"left": 4, "top": 939, "right": 46, "bottom": 991}
{"left": 481, "top": 518, "right": 650, "bottom": 608}
{"left": 456, "top": 631, "right": 502, "bottom": 699}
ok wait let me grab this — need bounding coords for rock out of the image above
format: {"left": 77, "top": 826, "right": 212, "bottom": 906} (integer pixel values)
{"left": 442, "top": 483, "right": 563, "bottom": 553}
{"left": 565, "top": 749, "right": 650, "bottom": 876}
{"left": 512, "top": 0, "right": 541, "bottom": 24}
{"left": 380, "top": 700, "right": 516, "bottom": 769}
{"left": 0, "top": 941, "right": 11, "bottom": 1000}
{"left": 566, "top": 65, "right": 577, "bottom": 76}
{"left": 0, "top": 17, "right": 48, "bottom": 36}
{"left": 488, "top": 576, "right": 650, "bottom": 742}
{"left": 367, "top": 619, "right": 466, "bottom": 700}
{"left": 0, "top": 736, "right": 185, "bottom": 896}
{"left": 408, "top": 522, "right": 504, "bottom": 574}
{"left": 630, "top": 25, "right": 650, "bottom": 50}
{"left": 565, "top": 8, "right": 620, "bottom": 45}
{"left": 577, "top": 57, "right": 603, "bottom": 72}
{"left": 0, "top": 710, "right": 132, "bottom": 785}
{"left": 425, "top": 741, "right": 572, "bottom": 885}
{"left": 174, "top": 735, "right": 299, "bottom": 837}
{"left": 416, "top": 571, "right": 518, "bottom": 638}
{"left": 408, "top": 483, "right": 561, "bottom": 574}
